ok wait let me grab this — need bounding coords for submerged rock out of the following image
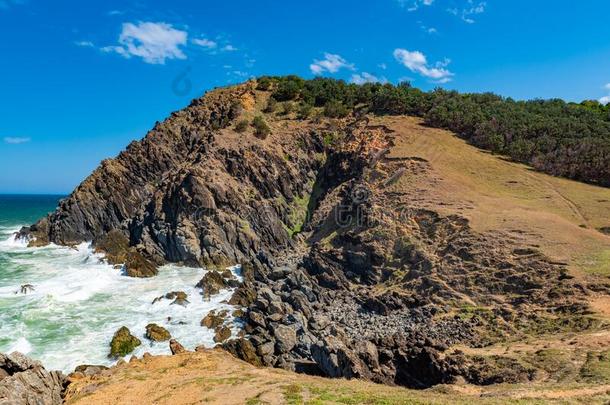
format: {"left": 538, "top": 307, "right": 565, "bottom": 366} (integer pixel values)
{"left": 167, "top": 291, "right": 190, "bottom": 307}
{"left": 152, "top": 291, "right": 190, "bottom": 306}
{"left": 145, "top": 324, "right": 171, "bottom": 342}
{"left": 109, "top": 327, "right": 141, "bottom": 358}
{"left": 201, "top": 310, "right": 228, "bottom": 329}
{"left": 214, "top": 326, "right": 232, "bottom": 343}
{"left": 196, "top": 271, "right": 229, "bottom": 297}
{"left": 0, "top": 352, "right": 64, "bottom": 405}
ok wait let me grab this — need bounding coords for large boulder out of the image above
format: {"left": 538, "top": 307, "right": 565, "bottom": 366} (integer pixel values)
{"left": 124, "top": 251, "right": 158, "bottom": 278}
{"left": 109, "top": 327, "right": 141, "bottom": 358}
{"left": 214, "top": 326, "right": 232, "bottom": 343}
{"left": 145, "top": 324, "right": 171, "bottom": 342}
{"left": 196, "top": 271, "right": 229, "bottom": 297}
{"left": 0, "top": 352, "right": 64, "bottom": 405}
{"left": 272, "top": 324, "right": 297, "bottom": 353}
{"left": 201, "top": 310, "right": 227, "bottom": 329}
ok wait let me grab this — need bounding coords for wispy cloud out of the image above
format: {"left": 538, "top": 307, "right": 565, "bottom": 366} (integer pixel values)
{"left": 448, "top": 0, "right": 486, "bottom": 23}
{"left": 4, "top": 137, "right": 30, "bottom": 144}
{"left": 399, "top": 0, "right": 434, "bottom": 12}
{"left": 310, "top": 53, "right": 355, "bottom": 75}
{"left": 418, "top": 21, "right": 438, "bottom": 34}
{"left": 222, "top": 44, "right": 238, "bottom": 52}
{"left": 107, "top": 10, "right": 124, "bottom": 16}
{"left": 350, "top": 72, "right": 388, "bottom": 85}
{"left": 74, "top": 40, "right": 94, "bottom": 48}
{"left": 101, "top": 22, "right": 188, "bottom": 64}
{"left": 393, "top": 48, "right": 453, "bottom": 83}
{"left": 192, "top": 37, "right": 217, "bottom": 49}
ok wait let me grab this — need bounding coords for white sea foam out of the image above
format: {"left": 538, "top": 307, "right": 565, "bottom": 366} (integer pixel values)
{"left": 0, "top": 228, "right": 27, "bottom": 249}
{"left": 8, "top": 337, "right": 32, "bottom": 355}
{"left": 0, "top": 230, "right": 244, "bottom": 372}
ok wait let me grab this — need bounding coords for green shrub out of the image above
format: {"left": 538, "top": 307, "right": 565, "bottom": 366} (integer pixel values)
{"left": 281, "top": 102, "right": 296, "bottom": 115}
{"left": 235, "top": 119, "right": 249, "bottom": 133}
{"left": 297, "top": 103, "right": 313, "bottom": 119}
{"left": 264, "top": 98, "right": 277, "bottom": 113}
{"left": 252, "top": 116, "right": 271, "bottom": 139}
{"left": 256, "top": 76, "right": 273, "bottom": 91}
{"left": 323, "top": 100, "right": 350, "bottom": 118}
{"left": 274, "top": 75, "right": 305, "bottom": 101}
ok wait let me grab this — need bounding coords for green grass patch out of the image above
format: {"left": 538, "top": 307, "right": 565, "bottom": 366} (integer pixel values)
{"left": 283, "top": 384, "right": 303, "bottom": 405}
{"left": 579, "top": 350, "right": 610, "bottom": 383}
{"left": 582, "top": 249, "right": 610, "bottom": 277}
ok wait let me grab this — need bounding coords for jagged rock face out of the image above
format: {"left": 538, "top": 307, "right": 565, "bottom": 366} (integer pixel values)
{"left": 0, "top": 352, "right": 65, "bottom": 405}
{"left": 21, "top": 83, "right": 324, "bottom": 269}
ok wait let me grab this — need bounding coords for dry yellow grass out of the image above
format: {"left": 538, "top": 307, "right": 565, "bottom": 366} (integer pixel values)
{"left": 378, "top": 116, "right": 610, "bottom": 280}
{"left": 64, "top": 349, "right": 610, "bottom": 405}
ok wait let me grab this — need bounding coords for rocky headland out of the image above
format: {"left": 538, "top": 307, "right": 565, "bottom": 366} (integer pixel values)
{"left": 12, "top": 78, "right": 610, "bottom": 402}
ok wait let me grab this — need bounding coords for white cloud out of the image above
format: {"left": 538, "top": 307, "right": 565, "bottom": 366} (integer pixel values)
{"left": 399, "top": 0, "right": 434, "bottom": 12}
{"left": 222, "top": 44, "right": 238, "bottom": 52}
{"left": 604, "top": 83, "right": 610, "bottom": 91}
{"left": 350, "top": 72, "right": 388, "bottom": 85}
{"left": 448, "top": 1, "right": 486, "bottom": 23}
{"left": 74, "top": 40, "right": 94, "bottom": 48}
{"left": 107, "top": 10, "right": 124, "bottom": 16}
{"left": 418, "top": 21, "right": 438, "bottom": 34}
{"left": 4, "top": 137, "right": 30, "bottom": 144}
{"left": 310, "top": 53, "right": 355, "bottom": 75}
{"left": 231, "top": 70, "right": 250, "bottom": 78}
{"left": 378, "top": 63, "right": 387, "bottom": 70}
{"left": 101, "top": 22, "right": 188, "bottom": 64}
{"left": 393, "top": 48, "right": 453, "bottom": 82}
{"left": 193, "top": 38, "right": 217, "bottom": 49}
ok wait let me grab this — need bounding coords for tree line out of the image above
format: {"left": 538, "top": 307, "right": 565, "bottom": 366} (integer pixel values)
{"left": 256, "top": 76, "right": 610, "bottom": 187}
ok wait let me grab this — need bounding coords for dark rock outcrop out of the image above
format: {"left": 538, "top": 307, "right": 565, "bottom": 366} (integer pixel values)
{"left": 109, "top": 327, "right": 141, "bottom": 358}
{"left": 0, "top": 352, "right": 64, "bottom": 405}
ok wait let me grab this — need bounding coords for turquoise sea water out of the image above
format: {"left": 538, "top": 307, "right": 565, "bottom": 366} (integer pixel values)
{"left": 0, "top": 195, "right": 241, "bottom": 372}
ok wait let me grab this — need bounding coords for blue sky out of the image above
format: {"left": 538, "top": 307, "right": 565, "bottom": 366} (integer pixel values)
{"left": 1, "top": 0, "right": 610, "bottom": 194}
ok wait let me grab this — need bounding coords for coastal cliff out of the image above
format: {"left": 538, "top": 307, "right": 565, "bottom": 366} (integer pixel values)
{"left": 18, "top": 78, "right": 610, "bottom": 390}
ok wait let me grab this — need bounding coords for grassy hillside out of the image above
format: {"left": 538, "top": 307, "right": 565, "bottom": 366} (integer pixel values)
{"left": 377, "top": 115, "right": 610, "bottom": 279}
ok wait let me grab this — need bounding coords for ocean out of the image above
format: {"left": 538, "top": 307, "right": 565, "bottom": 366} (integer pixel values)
{"left": 0, "top": 195, "right": 240, "bottom": 372}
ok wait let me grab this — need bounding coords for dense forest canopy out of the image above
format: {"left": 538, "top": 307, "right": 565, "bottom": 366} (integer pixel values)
{"left": 256, "top": 76, "right": 610, "bottom": 187}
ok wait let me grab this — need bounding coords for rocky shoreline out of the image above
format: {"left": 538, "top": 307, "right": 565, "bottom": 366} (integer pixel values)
{"left": 12, "top": 79, "right": 607, "bottom": 398}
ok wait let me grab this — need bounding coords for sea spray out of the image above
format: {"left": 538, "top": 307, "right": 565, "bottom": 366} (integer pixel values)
{"left": 0, "top": 228, "right": 243, "bottom": 372}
